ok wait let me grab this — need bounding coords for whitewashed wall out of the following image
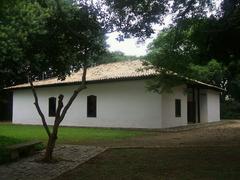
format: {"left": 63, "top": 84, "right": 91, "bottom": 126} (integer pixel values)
{"left": 206, "top": 89, "right": 220, "bottom": 122}
{"left": 161, "top": 85, "right": 188, "bottom": 128}
{"left": 12, "top": 80, "right": 219, "bottom": 128}
{"left": 199, "top": 89, "right": 220, "bottom": 123}
{"left": 13, "top": 80, "right": 164, "bottom": 128}
{"left": 200, "top": 90, "right": 208, "bottom": 123}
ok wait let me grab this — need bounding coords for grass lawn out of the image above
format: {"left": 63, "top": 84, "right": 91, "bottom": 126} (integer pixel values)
{"left": 0, "top": 123, "right": 145, "bottom": 144}
{"left": 56, "top": 147, "right": 240, "bottom": 180}
{"left": 0, "top": 123, "right": 144, "bottom": 164}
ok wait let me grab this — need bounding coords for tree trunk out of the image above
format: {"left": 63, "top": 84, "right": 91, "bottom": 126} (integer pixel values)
{"left": 29, "top": 64, "right": 87, "bottom": 163}
{"left": 44, "top": 134, "right": 56, "bottom": 162}
{"left": 43, "top": 121, "right": 59, "bottom": 162}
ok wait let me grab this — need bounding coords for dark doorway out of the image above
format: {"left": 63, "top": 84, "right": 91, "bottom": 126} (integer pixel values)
{"left": 0, "top": 91, "right": 12, "bottom": 121}
{"left": 187, "top": 87, "right": 197, "bottom": 123}
{"left": 188, "top": 101, "right": 196, "bottom": 123}
{"left": 87, "top": 95, "right": 97, "bottom": 117}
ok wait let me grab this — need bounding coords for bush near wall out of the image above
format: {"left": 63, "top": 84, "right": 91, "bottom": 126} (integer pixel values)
{"left": 221, "top": 100, "right": 240, "bottom": 119}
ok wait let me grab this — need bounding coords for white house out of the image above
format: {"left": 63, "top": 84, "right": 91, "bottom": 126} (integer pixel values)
{"left": 7, "top": 60, "right": 223, "bottom": 129}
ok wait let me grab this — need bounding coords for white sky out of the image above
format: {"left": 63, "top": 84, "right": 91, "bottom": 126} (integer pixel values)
{"left": 106, "top": 14, "right": 173, "bottom": 56}
{"left": 105, "top": 13, "right": 172, "bottom": 56}
{"left": 106, "top": 24, "right": 165, "bottom": 57}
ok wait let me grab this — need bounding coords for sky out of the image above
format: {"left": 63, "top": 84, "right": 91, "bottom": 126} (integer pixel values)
{"left": 106, "top": 32, "right": 157, "bottom": 57}
{"left": 105, "top": 0, "right": 222, "bottom": 57}
{"left": 106, "top": 23, "right": 168, "bottom": 57}
{"left": 105, "top": 13, "right": 172, "bottom": 57}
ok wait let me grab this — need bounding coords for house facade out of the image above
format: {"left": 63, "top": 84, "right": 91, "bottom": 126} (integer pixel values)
{"left": 8, "top": 60, "right": 222, "bottom": 129}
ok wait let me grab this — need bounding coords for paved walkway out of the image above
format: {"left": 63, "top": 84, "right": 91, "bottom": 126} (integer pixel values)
{"left": 0, "top": 145, "right": 106, "bottom": 180}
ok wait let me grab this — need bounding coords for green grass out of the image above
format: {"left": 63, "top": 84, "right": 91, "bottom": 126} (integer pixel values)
{"left": 0, "top": 136, "right": 24, "bottom": 164}
{"left": 0, "top": 123, "right": 144, "bottom": 164}
{"left": 56, "top": 147, "right": 240, "bottom": 180}
{"left": 0, "top": 136, "right": 24, "bottom": 147}
{"left": 0, "top": 123, "right": 144, "bottom": 144}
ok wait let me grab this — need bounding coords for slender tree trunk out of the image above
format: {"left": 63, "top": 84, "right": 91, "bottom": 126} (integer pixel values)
{"left": 29, "top": 67, "right": 87, "bottom": 162}
{"left": 30, "top": 80, "right": 51, "bottom": 138}
{"left": 43, "top": 121, "right": 59, "bottom": 162}
{"left": 43, "top": 94, "right": 63, "bottom": 162}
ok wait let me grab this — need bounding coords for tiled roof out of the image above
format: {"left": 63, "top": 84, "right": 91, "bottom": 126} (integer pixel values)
{"left": 6, "top": 60, "right": 224, "bottom": 91}
{"left": 7, "top": 60, "right": 156, "bottom": 89}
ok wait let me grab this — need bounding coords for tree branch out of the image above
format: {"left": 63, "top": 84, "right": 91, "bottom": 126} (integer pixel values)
{"left": 53, "top": 0, "right": 89, "bottom": 124}
{"left": 29, "top": 80, "right": 51, "bottom": 137}
{"left": 59, "top": 66, "right": 87, "bottom": 123}
{"left": 176, "top": 0, "right": 196, "bottom": 19}
{"left": 56, "top": 94, "right": 64, "bottom": 119}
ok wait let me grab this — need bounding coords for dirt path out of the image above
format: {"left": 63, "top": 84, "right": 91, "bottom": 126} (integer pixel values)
{"left": 76, "top": 120, "right": 240, "bottom": 147}
{"left": 55, "top": 121, "right": 240, "bottom": 180}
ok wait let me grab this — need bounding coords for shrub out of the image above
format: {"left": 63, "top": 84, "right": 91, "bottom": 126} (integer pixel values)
{"left": 221, "top": 100, "right": 240, "bottom": 119}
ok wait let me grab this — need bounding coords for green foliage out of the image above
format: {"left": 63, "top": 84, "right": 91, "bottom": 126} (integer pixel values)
{"left": 145, "top": 7, "right": 240, "bottom": 117}
{"left": 0, "top": 0, "right": 107, "bottom": 87}
{"left": 105, "top": 0, "right": 168, "bottom": 39}
{"left": 221, "top": 100, "right": 240, "bottom": 119}
{"left": 0, "top": 0, "right": 51, "bottom": 87}
{"left": 145, "top": 25, "right": 226, "bottom": 93}
{"left": 190, "top": 59, "right": 226, "bottom": 86}
{"left": 0, "top": 136, "right": 24, "bottom": 147}
{"left": 34, "top": 143, "right": 45, "bottom": 151}
{"left": 105, "top": 0, "right": 240, "bottom": 104}
{"left": 97, "top": 51, "right": 139, "bottom": 65}
{"left": 104, "top": 0, "right": 219, "bottom": 39}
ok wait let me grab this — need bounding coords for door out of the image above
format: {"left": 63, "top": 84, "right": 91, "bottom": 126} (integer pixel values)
{"left": 187, "top": 101, "right": 196, "bottom": 123}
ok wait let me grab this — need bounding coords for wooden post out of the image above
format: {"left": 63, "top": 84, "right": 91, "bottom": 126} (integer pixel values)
{"left": 197, "top": 88, "right": 200, "bottom": 123}
{"left": 192, "top": 87, "right": 196, "bottom": 123}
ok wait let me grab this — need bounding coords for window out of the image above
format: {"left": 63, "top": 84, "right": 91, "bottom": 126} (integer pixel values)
{"left": 175, "top": 99, "right": 181, "bottom": 117}
{"left": 87, "top": 95, "right": 97, "bottom": 117}
{"left": 49, "top": 97, "right": 56, "bottom": 117}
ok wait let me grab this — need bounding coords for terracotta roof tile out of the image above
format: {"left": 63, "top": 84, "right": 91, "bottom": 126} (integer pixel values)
{"left": 7, "top": 60, "right": 155, "bottom": 89}
{"left": 6, "top": 60, "right": 224, "bottom": 91}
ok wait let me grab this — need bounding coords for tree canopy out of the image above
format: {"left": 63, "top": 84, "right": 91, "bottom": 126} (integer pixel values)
{"left": 0, "top": 0, "right": 107, "bottom": 88}
{"left": 146, "top": 1, "right": 239, "bottom": 98}
{"left": 0, "top": 0, "right": 50, "bottom": 87}
{"left": 146, "top": 20, "right": 226, "bottom": 93}
{"left": 0, "top": 0, "right": 108, "bottom": 162}
{"left": 97, "top": 51, "right": 139, "bottom": 65}
{"left": 104, "top": 0, "right": 225, "bottom": 39}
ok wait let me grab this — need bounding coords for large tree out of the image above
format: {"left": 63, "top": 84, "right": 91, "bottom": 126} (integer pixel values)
{"left": 104, "top": 0, "right": 220, "bottom": 38}
{"left": 0, "top": 0, "right": 106, "bottom": 162}
{"left": 145, "top": 22, "right": 226, "bottom": 93}
{"left": 0, "top": 0, "right": 50, "bottom": 87}
{"left": 106, "top": 0, "right": 240, "bottom": 99}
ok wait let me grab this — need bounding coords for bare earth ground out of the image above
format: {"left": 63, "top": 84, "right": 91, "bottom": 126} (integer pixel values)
{"left": 71, "top": 120, "right": 240, "bottom": 148}
{"left": 55, "top": 120, "right": 240, "bottom": 180}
